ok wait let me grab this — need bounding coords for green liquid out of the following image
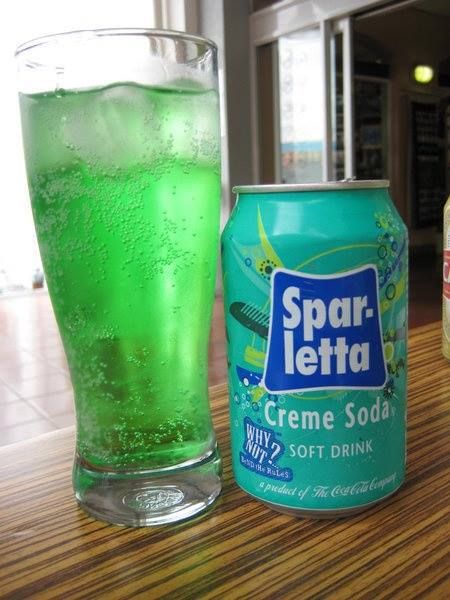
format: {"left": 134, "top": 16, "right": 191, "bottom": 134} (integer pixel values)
{"left": 20, "top": 83, "right": 220, "bottom": 470}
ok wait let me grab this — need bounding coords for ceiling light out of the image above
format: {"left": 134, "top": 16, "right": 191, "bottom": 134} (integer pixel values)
{"left": 413, "top": 65, "right": 434, "bottom": 84}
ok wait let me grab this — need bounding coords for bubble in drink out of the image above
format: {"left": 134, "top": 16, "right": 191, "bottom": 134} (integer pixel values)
{"left": 20, "top": 82, "right": 221, "bottom": 470}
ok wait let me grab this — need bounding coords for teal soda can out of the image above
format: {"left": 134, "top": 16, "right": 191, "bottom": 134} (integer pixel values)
{"left": 221, "top": 181, "right": 408, "bottom": 516}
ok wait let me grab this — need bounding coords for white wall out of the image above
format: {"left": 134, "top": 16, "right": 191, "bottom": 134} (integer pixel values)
{"left": 1, "top": 0, "right": 158, "bottom": 289}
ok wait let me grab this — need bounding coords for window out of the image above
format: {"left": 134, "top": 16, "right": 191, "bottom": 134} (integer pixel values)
{"left": 1, "top": 1, "right": 157, "bottom": 290}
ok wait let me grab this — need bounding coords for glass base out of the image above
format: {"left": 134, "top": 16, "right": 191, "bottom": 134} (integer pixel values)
{"left": 74, "top": 446, "right": 222, "bottom": 526}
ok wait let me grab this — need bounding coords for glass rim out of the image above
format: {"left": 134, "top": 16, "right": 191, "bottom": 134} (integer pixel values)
{"left": 15, "top": 27, "right": 217, "bottom": 58}
{"left": 233, "top": 180, "right": 390, "bottom": 194}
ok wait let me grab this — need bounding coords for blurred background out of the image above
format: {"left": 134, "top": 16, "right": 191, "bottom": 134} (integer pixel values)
{"left": 1, "top": 0, "right": 449, "bottom": 291}
{"left": 0, "top": 0, "right": 449, "bottom": 443}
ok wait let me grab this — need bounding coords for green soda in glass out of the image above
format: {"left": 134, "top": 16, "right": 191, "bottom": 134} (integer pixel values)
{"left": 17, "top": 30, "right": 222, "bottom": 526}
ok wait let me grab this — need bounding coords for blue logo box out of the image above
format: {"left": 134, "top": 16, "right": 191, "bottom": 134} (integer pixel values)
{"left": 263, "top": 266, "right": 387, "bottom": 393}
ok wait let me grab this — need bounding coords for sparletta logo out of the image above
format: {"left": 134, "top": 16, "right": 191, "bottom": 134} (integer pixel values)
{"left": 263, "top": 266, "right": 387, "bottom": 393}
{"left": 443, "top": 250, "right": 450, "bottom": 300}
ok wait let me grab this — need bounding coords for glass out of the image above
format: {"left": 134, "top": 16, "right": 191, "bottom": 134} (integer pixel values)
{"left": 278, "top": 27, "right": 324, "bottom": 183}
{"left": 16, "top": 29, "right": 222, "bottom": 526}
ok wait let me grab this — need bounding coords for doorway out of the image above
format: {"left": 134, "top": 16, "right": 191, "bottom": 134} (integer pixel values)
{"left": 353, "top": 0, "right": 450, "bottom": 326}
{"left": 250, "top": 0, "right": 450, "bottom": 326}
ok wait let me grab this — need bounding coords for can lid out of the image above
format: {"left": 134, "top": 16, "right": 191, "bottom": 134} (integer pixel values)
{"left": 232, "top": 180, "right": 390, "bottom": 194}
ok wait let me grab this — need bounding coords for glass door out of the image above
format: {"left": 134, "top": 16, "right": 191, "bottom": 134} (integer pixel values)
{"left": 251, "top": 6, "right": 358, "bottom": 184}
{"left": 276, "top": 19, "right": 355, "bottom": 183}
{"left": 278, "top": 27, "right": 324, "bottom": 183}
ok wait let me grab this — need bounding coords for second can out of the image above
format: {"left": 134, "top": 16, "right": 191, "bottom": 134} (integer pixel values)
{"left": 221, "top": 181, "right": 408, "bottom": 516}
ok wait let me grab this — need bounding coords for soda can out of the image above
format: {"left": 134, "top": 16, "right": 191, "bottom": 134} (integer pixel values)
{"left": 443, "top": 195, "right": 450, "bottom": 360}
{"left": 221, "top": 181, "right": 408, "bottom": 516}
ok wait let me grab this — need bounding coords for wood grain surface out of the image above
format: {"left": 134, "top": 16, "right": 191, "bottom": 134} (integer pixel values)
{"left": 0, "top": 322, "right": 449, "bottom": 599}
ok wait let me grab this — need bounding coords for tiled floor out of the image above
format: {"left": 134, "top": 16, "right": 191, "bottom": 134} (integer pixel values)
{"left": 0, "top": 252, "right": 442, "bottom": 446}
{"left": 0, "top": 291, "right": 226, "bottom": 446}
{"left": 0, "top": 292, "right": 73, "bottom": 445}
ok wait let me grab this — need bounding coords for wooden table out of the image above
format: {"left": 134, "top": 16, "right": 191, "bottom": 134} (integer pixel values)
{"left": 1, "top": 322, "right": 449, "bottom": 599}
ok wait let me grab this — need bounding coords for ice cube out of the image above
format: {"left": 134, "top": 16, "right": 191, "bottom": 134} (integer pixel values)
{"left": 21, "top": 82, "right": 219, "bottom": 174}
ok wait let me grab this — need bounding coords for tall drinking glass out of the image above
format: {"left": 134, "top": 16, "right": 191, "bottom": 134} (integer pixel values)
{"left": 16, "top": 29, "right": 222, "bottom": 526}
